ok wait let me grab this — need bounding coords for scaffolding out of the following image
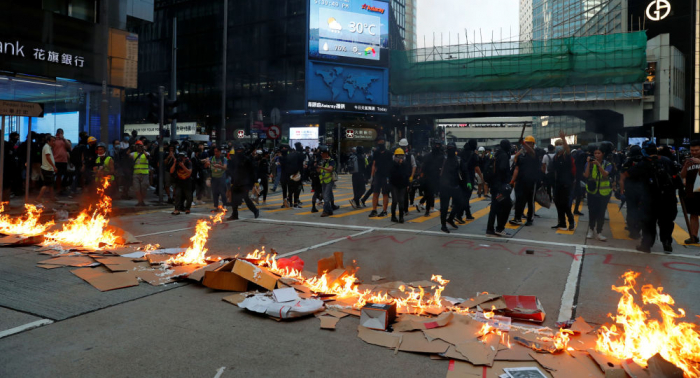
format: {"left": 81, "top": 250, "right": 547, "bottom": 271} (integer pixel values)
{"left": 390, "top": 31, "right": 648, "bottom": 95}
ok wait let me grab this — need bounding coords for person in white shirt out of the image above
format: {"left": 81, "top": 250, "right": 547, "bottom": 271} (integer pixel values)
{"left": 37, "top": 135, "right": 58, "bottom": 203}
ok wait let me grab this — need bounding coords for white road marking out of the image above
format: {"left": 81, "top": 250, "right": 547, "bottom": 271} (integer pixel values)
{"left": 136, "top": 218, "right": 700, "bottom": 261}
{"left": 558, "top": 246, "right": 584, "bottom": 322}
{"left": 277, "top": 229, "right": 375, "bottom": 258}
{"left": 213, "top": 367, "right": 226, "bottom": 378}
{"left": 0, "top": 319, "right": 54, "bottom": 339}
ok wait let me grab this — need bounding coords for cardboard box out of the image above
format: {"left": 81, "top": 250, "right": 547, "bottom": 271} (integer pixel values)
{"left": 500, "top": 295, "right": 546, "bottom": 323}
{"left": 360, "top": 303, "right": 397, "bottom": 331}
{"left": 232, "top": 259, "right": 279, "bottom": 291}
{"left": 202, "top": 261, "right": 249, "bottom": 291}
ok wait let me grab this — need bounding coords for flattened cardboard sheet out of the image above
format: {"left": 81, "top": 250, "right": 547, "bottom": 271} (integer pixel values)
{"left": 393, "top": 312, "right": 454, "bottom": 332}
{"left": 357, "top": 325, "right": 402, "bottom": 349}
{"left": 39, "top": 255, "right": 96, "bottom": 267}
{"left": 396, "top": 331, "right": 450, "bottom": 354}
{"left": 454, "top": 334, "right": 499, "bottom": 366}
{"left": 424, "top": 318, "right": 482, "bottom": 346}
{"left": 320, "top": 316, "right": 340, "bottom": 330}
{"left": 570, "top": 317, "right": 594, "bottom": 335}
{"left": 530, "top": 352, "right": 604, "bottom": 378}
{"left": 71, "top": 268, "right": 139, "bottom": 291}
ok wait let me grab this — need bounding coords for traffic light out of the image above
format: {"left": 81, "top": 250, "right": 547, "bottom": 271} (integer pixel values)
{"left": 147, "top": 93, "right": 159, "bottom": 124}
{"left": 165, "top": 99, "right": 178, "bottom": 123}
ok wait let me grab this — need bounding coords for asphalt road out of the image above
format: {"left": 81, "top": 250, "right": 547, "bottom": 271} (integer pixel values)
{"left": 1, "top": 175, "right": 699, "bottom": 377}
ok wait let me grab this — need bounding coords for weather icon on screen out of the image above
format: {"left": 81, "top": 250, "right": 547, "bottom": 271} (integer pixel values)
{"left": 327, "top": 17, "right": 342, "bottom": 32}
{"left": 364, "top": 47, "right": 376, "bottom": 57}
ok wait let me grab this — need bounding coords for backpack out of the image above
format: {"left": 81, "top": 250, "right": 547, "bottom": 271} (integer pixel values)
{"left": 483, "top": 154, "right": 495, "bottom": 184}
{"left": 649, "top": 157, "right": 674, "bottom": 195}
{"left": 347, "top": 154, "right": 359, "bottom": 174}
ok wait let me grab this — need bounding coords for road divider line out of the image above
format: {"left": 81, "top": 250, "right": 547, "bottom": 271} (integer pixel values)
{"left": 607, "top": 202, "right": 632, "bottom": 240}
{"left": 277, "top": 229, "right": 375, "bottom": 258}
{"left": 558, "top": 245, "right": 585, "bottom": 322}
{"left": 0, "top": 319, "right": 54, "bottom": 339}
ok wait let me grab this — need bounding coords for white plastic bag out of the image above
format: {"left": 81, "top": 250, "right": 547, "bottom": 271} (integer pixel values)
{"left": 238, "top": 293, "right": 325, "bottom": 319}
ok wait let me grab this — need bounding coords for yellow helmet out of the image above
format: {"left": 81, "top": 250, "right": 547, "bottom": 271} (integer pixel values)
{"left": 228, "top": 149, "right": 235, "bottom": 155}
{"left": 524, "top": 135, "right": 536, "bottom": 143}
{"left": 394, "top": 148, "right": 405, "bottom": 155}
{"left": 87, "top": 136, "right": 97, "bottom": 143}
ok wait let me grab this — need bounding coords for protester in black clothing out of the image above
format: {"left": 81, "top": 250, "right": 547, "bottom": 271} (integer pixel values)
{"left": 349, "top": 146, "right": 367, "bottom": 209}
{"left": 227, "top": 144, "right": 260, "bottom": 220}
{"left": 369, "top": 136, "right": 393, "bottom": 217}
{"left": 360, "top": 148, "right": 375, "bottom": 206}
{"left": 571, "top": 149, "right": 587, "bottom": 215}
{"left": 278, "top": 144, "right": 291, "bottom": 207}
{"left": 628, "top": 143, "right": 679, "bottom": 253}
{"left": 486, "top": 140, "right": 514, "bottom": 237}
{"left": 452, "top": 139, "right": 482, "bottom": 223}
{"left": 284, "top": 143, "right": 305, "bottom": 208}
{"left": 310, "top": 150, "right": 324, "bottom": 213}
{"left": 440, "top": 142, "right": 463, "bottom": 233}
{"left": 419, "top": 141, "right": 445, "bottom": 217}
{"left": 619, "top": 145, "right": 644, "bottom": 239}
{"left": 551, "top": 131, "right": 575, "bottom": 231}
{"left": 509, "top": 135, "right": 539, "bottom": 226}
{"left": 389, "top": 147, "right": 411, "bottom": 223}
{"left": 256, "top": 150, "right": 270, "bottom": 204}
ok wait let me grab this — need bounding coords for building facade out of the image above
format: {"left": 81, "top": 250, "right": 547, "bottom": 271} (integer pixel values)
{"left": 127, "top": 0, "right": 408, "bottom": 147}
{"left": 0, "top": 0, "right": 153, "bottom": 144}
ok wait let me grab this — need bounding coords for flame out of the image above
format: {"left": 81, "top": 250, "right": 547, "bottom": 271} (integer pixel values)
{"left": 43, "top": 180, "right": 118, "bottom": 249}
{"left": 0, "top": 203, "right": 54, "bottom": 236}
{"left": 552, "top": 328, "right": 574, "bottom": 351}
{"left": 166, "top": 208, "right": 226, "bottom": 266}
{"left": 142, "top": 243, "right": 160, "bottom": 253}
{"left": 596, "top": 271, "right": 700, "bottom": 377}
{"left": 477, "top": 307, "right": 498, "bottom": 337}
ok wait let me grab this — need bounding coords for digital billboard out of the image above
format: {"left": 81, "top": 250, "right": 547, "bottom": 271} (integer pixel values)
{"left": 309, "top": 0, "right": 389, "bottom": 67}
{"left": 307, "top": 0, "right": 390, "bottom": 114}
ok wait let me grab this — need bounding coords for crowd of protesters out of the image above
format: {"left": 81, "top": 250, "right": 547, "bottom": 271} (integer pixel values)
{"left": 2, "top": 128, "right": 694, "bottom": 254}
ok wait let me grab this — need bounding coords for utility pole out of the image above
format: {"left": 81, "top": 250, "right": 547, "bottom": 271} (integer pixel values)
{"left": 24, "top": 118, "right": 32, "bottom": 204}
{"left": 171, "top": 17, "right": 178, "bottom": 140}
{"left": 221, "top": 0, "right": 228, "bottom": 144}
{"left": 100, "top": 0, "right": 109, "bottom": 144}
{"left": 158, "top": 86, "right": 165, "bottom": 204}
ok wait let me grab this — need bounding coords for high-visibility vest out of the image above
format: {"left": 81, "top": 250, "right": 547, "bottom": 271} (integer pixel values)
{"left": 320, "top": 159, "right": 334, "bottom": 184}
{"left": 131, "top": 152, "right": 149, "bottom": 175}
{"left": 95, "top": 156, "right": 114, "bottom": 182}
{"left": 586, "top": 160, "right": 611, "bottom": 196}
{"left": 210, "top": 156, "right": 225, "bottom": 178}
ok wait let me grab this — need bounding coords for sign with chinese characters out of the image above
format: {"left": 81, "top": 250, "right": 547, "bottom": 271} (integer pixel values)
{"left": 646, "top": 0, "right": 671, "bottom": 21}
{"left": 32, "top": 48, "right": 85, "bottom": 67}
{"left": 308, "top": 100, "right": 388, "bottom": 113}
{"left": 345, "top": 128, "right": 376, "bottom": 141}
{"left": 123, "top": 123, "right": 197, "bottom": 137}
{"left": 290, "top": 127, "right": 319, "bottom": 140}
{"left": 0, "top": 100, "right": 44, "bottom": 117}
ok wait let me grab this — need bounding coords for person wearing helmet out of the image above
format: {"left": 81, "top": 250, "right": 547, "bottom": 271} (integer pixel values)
{"left": 129, "top": 140, "right": 150, "bottom": 206}
{"left": 619, "top": 144, "right": 644, "bottom": 239}
{"left": 453, "top": 139, "right": 482, "bottom": 223}
{"left": 509, "top": 135, "right": 538, "bottom": 227}
{"left": 317, "top": 146, "right": 336, "bottom": 217}
{"left": 417, "top": 140, "right": 445, "bottom": 216}
{"left": 93, "top": 142, "right": 115, "bottom": 190}
{"left": 389, "top": 147, "right": 411, "bottom": 223}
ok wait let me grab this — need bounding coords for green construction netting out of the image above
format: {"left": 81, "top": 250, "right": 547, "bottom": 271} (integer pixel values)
{"left": 390, "top": 31, "right": 648, "bottom": 95}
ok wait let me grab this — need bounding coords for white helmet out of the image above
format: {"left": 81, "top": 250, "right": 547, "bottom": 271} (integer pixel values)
{"left": 478, "top": 147, "right": 485, "bottom": 152}
{"left": 399, "top": 138, "right": 409, "bottom": 147}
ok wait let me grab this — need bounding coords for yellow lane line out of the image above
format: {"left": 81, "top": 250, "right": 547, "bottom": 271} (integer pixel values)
{"left": 606, "top": 202, "right": 632, "bottom": 240}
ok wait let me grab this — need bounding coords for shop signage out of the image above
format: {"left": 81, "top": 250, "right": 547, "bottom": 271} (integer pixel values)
{"left": 646, "top": 0, "right": 671, "bottom": 21}
{"left": 124, "top": 123, "right": 197, "bottom": 136}
{"left": 0, "top": 100, "right": 44, "bottom": 117}
{"left": 346, "top": 128, "right": 376, "bottom": 140}
{"left": 0, "top": 39, "right": 85, "bottom": 67}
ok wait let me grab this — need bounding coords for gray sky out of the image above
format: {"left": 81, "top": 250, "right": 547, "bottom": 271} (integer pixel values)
{"left": 416, "top": 0, "right": 520, "bottom": 47}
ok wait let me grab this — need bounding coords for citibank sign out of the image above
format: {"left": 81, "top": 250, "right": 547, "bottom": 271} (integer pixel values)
{"left": 646, "top": 0, "right": 671, "bottom": 21}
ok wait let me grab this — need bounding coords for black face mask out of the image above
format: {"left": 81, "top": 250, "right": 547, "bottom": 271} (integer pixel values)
{"left": 377, "top": 144, "right": 386, "bottom": 152}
